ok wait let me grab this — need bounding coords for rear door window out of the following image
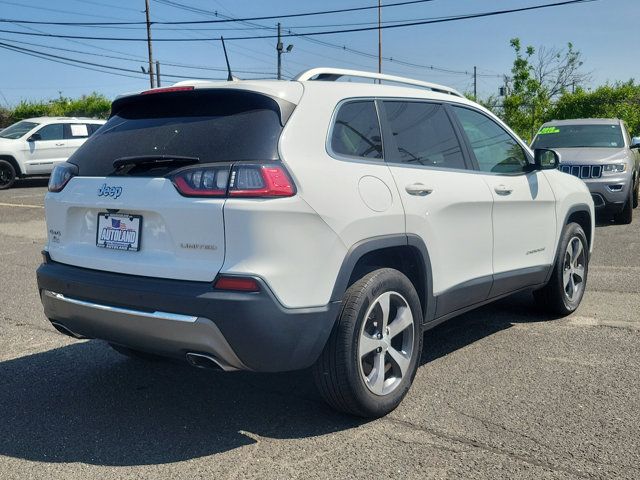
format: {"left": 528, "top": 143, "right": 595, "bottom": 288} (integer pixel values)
{"left": 69, "top": 90, "right": 291, "bottom": 176}
{"left": 330, "top": 100, "right": 383, "bottom": 160}
{"left": 382, "top": 101, "right": 467, "bottom": 169}
{"left": 64, "top": 124, "right": 90, "bottom": 139}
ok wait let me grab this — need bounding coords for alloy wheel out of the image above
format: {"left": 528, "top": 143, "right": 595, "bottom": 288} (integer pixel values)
{"left": 358, "top": 291, "right": 415, "bottom": 396}
{"left": 563, "top": 236, "right": 586, "bottom": 301}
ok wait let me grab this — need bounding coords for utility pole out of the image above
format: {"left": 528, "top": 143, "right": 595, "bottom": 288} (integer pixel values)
{"left": 378, "top": 0, "right": 382, "bottom": 79}
{"left": 144, "top": 0, "right": 155, "bottom": 88}
{"left": 473, "top": 66, "right": 477, "bottom": 99}
{"left": 156, "top": 60, "right": 161, "bottom": 87}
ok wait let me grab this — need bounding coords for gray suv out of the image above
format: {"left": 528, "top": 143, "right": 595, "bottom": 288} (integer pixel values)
{"left": 532, "top": 118, "right": 640, "bottom": 224}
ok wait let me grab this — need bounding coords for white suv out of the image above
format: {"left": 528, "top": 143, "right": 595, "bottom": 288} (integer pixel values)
{"left": 0, "top": 117, "right": 106, "bottom": 189}
{"left": 36, "top": 69, "right": 594, "bottom": 417}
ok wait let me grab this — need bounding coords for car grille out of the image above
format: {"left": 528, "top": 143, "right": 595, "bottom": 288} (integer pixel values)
{"left": 559, "top": 164, "right": 602, "bottom": 179}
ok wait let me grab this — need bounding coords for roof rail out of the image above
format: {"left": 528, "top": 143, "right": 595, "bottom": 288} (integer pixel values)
{"left": 293, "top": 68, "right": 464, "bottom": 98}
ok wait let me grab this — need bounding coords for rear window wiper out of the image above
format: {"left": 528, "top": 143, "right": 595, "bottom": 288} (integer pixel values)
{"left": 113, "top": 155, "right": 200, "bottom": 170}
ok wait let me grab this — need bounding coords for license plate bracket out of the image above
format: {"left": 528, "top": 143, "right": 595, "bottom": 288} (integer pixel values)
{"left": 96, "top": 213, "right": 142, "bottom": 251}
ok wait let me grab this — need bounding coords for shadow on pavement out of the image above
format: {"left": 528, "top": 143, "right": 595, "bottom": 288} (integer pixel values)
{"left": 422, "top": 291, "right": 547, "bottom": 365}
{"left": 0, "top": 291, "right": 546, "bottom": 466}
{"left": 9, "top": 177, "right": 49, "bottom": 189}
{"left": 0, "top": 341, "right": 362, "bottom": 466}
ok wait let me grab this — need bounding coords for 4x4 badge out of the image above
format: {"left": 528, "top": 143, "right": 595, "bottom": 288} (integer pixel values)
{"left": 98, "top": 184, "right": 123, "bottom": 199}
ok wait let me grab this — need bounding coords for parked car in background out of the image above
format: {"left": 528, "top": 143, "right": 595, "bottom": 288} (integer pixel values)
{"left": 531, "top": 118, "right": 640, "bottom": 224}
{"left": 0, "top": 117, "right": 106, "bottom": 189}
{"left": 37, "top": 69, "right": 594, "bottom": 417}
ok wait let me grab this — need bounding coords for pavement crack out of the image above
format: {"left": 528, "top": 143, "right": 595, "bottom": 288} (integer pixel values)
{"left": 383, "top": 416, "right": 593, "bottom": 479}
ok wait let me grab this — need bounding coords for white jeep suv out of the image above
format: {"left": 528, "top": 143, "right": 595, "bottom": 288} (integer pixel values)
{"left": 36, "top": 69, "right": 594, "bottom": 417}
{"left": 0, "top": 117, "right": 106, "bottom": 189}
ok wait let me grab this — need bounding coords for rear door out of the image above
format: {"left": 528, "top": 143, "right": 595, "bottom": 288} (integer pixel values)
{"left": 63, "top": 123, "right": 93, "bottom": 161}
{"left": 380, "top": 100, "right": 495, "bottom": 318}
{"left": 45, "top": 89, "right": 288, "bottom": 282}
{"left": 451, "top": 106, "right": 557, "bottom": 296}
{"left": 25, "top": 123, "right": 70, "bottom": 174}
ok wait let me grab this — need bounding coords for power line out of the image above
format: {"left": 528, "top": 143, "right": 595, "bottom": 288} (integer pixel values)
{"left": 0, "top": 0, "right": 440, "bottom": 25}
{"left": 0, "top": 1, "right": 595, "bottom": 42}
{"left": 0, "top": 37, "right": 274, "bottom": 74}
{"left": 0, "top": 42, "right": 250, "bottom": 81}
{"left": 0, "top": 0, "right": 136, "bottom": 22}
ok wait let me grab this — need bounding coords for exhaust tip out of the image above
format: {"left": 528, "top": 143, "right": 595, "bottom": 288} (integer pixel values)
{"left": 186, "top": 352, "right": 224, "bottom": 371}
{"left": 51, "top": 322, "right": 87, "bottom": 339}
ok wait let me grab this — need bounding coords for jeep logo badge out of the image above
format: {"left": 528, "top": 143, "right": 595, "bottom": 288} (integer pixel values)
{"left": 98, "top": 184, "right": 123, "bottom": 199}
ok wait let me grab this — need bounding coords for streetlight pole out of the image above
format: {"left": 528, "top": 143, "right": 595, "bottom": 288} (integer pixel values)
{"left": 276, "top": 23, "right": 293, "bottom": 80}
{"left": 277, "top": 22, "right": 282, "bottom": 80}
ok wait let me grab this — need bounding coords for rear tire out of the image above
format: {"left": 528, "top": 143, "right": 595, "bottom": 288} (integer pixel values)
{"left": 313, "top": 268, "right": 423, "bottom": 418}
{"left": 534, "top": 222, "right": 588, "bottom": 316}
{"left": 613, "top": 186, "right": 633, "bottom": 224}
{"left": 0, "top": 160, "right": 16, "bottom": 190}
{"left": 109, "top": 343, "right": 163, "bottom": 361}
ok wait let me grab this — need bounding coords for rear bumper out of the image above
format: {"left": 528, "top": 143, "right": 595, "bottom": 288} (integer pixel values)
{"left": 36, "top": 258, "right": 340, "bottom": 372}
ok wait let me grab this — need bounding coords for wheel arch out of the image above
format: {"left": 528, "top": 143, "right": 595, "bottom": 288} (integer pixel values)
{"left": 330, "top": 234, "right": 435, "bottom": 324}
{"left": 0, "top": 155, "right": 22, "bottom": 176}
{"left": 565, "top": 205, "right": 592, "bottom": 251}
{"left": 545, "top": 203, "right": 593, "bottom": 284}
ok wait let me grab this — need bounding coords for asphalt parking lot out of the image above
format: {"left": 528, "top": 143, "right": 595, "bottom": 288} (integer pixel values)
{"left": 0, "top": 179, "right": 638, "bottom": 480}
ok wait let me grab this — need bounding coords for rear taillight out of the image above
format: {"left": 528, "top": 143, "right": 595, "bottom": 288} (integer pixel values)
{"left": 48, "top": 163, "right": 78, "bottom": 192}
{"left": 170, "top": 163, "right": 295, "bottom": 198}
{"left": 214, "top": 275, "right": 260, "bottom": 292}
{"left": 170, "top": 165, "right": 230, "bottom": 197}
{"left": 229, "top": 164, "right": 295, "bottom": 197}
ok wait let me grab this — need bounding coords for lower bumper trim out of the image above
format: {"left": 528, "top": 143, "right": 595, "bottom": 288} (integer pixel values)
{"left": 41, "top": 289, "right": 247, "bottom": 372}
{"left": 45, "top": 291, "right": 198, "bottom": 323}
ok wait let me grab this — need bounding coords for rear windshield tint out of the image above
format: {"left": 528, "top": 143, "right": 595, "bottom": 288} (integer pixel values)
{"left": 532, "top": 124, "right": 624, "bottom": 149}
{"left": 69, "top": 89, "right": 290, "bottom": 176}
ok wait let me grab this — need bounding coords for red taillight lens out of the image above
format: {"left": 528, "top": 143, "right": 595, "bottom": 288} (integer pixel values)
{"left": 170, "top": 166, "right": 230, "bottom": 197}
{"left": 229, "top": 164, "right": 295, "bottom": 197}
{"left": 214, "top": 276, "right": 260, "bottom": 292}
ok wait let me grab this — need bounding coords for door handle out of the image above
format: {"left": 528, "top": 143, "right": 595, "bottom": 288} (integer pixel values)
{"left": 405, "top": 183, "right": 433, "bottom": 196}
{"left": 494, "top": 184, "right": 513, "bottom": 195}
{"left": 55, "top": 143, "right": 65, "bottom": 146}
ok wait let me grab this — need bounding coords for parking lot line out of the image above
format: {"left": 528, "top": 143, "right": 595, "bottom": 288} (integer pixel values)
{"left": 0, "top": 202, "right": 44, "bottom": 209}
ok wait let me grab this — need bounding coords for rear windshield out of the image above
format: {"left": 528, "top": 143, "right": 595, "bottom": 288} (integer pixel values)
{"left": 69, "top": 89, "right": 290, "bottom": 176}
{"left": 532, "top": 124, "right": 624, "bottom": 149}
{"left": 0, "top": 121, "right": 39, "bottom": 139}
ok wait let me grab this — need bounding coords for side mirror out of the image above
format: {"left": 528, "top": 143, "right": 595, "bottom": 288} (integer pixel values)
{"left": 630, "top": 137, "right": 640, "bottom": 149}
{"left": 27, "top": 133, "right": 41, "bottom": 142}
{"left": 533, "top": 148, "right": 560, "bottom": 170}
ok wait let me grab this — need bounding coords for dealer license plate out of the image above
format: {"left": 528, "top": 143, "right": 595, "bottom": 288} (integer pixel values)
{"left": 96, "top": 213, "right": 142, "bottom": 251}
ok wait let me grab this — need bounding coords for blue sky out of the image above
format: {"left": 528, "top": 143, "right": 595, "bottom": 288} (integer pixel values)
{"left": 0, "top": 0, "right": 637, "bottom": 106}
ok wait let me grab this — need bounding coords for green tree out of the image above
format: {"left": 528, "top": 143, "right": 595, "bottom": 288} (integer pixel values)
{"left": 549, "top": 81, "right": 640, "bottom": 135}
{"left": 3, "top": 92, "right": 111, "bottom": 127}
{"left": 489, "top": 38, "right": 588, "bottom": 141}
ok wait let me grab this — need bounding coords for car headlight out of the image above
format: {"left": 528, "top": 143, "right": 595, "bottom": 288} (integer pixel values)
{"left": 602, "top": 163, "right": 626, "bottom": 174}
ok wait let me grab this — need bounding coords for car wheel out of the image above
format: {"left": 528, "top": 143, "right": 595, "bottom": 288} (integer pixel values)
{"left": 109, "top": 343, "right": 163, "bottom": 361}
{"left": 313, "top": 268, "right": 423, "bottom": 418}
{"left": 633, "top": 174, "right": 639, "bottom": 209}
{"left": 534, "top": 222, "right": 588, "bottom": 316}
{"left": 613, "top": 186, "right": 633, "bottom": 224}
{"left": 0, "top": 160, "right": 16, "bottom": 190}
